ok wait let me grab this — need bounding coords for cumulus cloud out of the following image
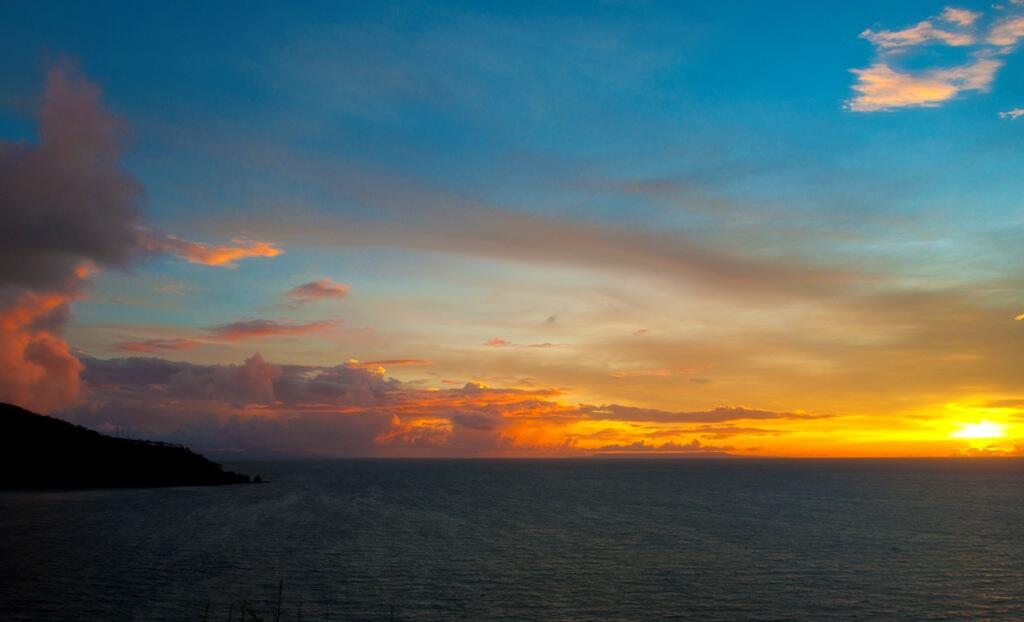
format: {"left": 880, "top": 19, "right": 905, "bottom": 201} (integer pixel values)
{"left": 56, "top": 352, "right": 820, "bottom": 456}
{"left": 81, "top": 353, "right": 284, "bottom": 407}
{"left": 284, "top": 278, "right": 350, "bottom": 302}
{"left": 0, "top": 65, "right": 291, "bottom": 412}
{"left": 114, "top": 338, "right": 200, "bottom": 353}
{"left": 0, "top": 66, "right": 142, "bottom": 293}
{"left": 0, "top": 292, "right": 84, "bottom": 413}
{"left": 0, "top": 65, "right": 143, "bottom": 412}
{"left": 142, "top": 232, "right": 283, "bottom": 267}
{"left": 207, "top": 318, "right": 339, "bottom": 340}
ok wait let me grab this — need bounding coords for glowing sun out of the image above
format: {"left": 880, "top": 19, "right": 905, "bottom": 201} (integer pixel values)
{"left": 950, "top": 420, "right": 1006, "bottom": 440}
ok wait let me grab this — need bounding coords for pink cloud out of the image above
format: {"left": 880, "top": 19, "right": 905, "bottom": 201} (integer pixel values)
{"left": 285, "top": 278, "right": 350, "bottom": 302}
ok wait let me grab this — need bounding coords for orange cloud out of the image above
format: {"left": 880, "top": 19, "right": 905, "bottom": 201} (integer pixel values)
{"left": 63, "top": 354, "right": 854, "bottom": 457}
{"left": 0, "top": 291, "right": 83, "bottom": 413}
{"left": 0, "top": 65, "right": 143, "bottom": 412}
{"left": 208, "top": 319, "right": 339, "bottom": 341}
{"left": 848, "top": 59, "right": 1001, "bottom": 111}
{"left": 115, "top": 338, "right": 200, "bottom": 353}
{"left": 285, "top": 278, "right": 350, "bottom": 302}
{"left": 143, "top": 232, "right": 283, "bottom": 267}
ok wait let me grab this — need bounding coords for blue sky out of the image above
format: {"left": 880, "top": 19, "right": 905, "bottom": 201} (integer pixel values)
{"left": 2, "top": 1, "right": 1024, "bottom": 455}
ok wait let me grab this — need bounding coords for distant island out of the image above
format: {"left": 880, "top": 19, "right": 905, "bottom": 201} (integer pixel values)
{"left": 0, "top": 403, "right": 252, "bottom": 489}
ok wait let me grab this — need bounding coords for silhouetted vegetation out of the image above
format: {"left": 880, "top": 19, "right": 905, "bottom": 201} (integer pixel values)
{"left": 200, "top": 582, "right": 344, "bottom": 622}
{"left": 0, "top": 402, "right": 251, "bottom": 488}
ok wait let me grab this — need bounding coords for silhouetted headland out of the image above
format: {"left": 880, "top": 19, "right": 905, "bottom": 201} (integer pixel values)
{"left": 0, "top": 403, "right": 252, "bottom": 489}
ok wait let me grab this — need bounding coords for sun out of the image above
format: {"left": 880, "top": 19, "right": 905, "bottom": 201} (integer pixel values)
{"left": 950, "top": 420, "right": 1006, "bottom": 440}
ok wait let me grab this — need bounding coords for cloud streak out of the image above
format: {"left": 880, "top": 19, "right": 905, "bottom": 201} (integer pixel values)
{"left": 284, "top": 278, "right": 350, "bottom": 302}
{"left": 248, "top": 207, "right": 862, "bottom": 299}
{"left": 207, "top": 319, "right": 340, "bottom": 341}
{"left": 860, "top": 19, "right": 974, "bottom": 49}
{"left": 114, "top": 338, "right": 200, "bottom": 353}
{"left": 142, "top": 233, "right": 283, "bottom": 267}
{"left": 579, "top": 404, "right": 829, "bottom": 424}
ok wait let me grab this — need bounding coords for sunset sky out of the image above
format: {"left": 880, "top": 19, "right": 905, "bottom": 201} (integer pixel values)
{"left": 2, "top": 1, "right": 1024, "bottom": 457}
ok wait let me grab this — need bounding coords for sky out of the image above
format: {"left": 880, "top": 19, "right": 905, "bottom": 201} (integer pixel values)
{"left": 2, "top": 0, "right": 1024, "bottom": 457}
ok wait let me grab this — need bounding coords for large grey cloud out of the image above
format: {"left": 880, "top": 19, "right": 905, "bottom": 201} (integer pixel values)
{"left": 0, "top": 66, "right": 144, "bottom": 412}
{"left": 60, "top": 353, "right": 824, "bottom": 456}
{"left": 0, "top": 65, "right": 142, "bottom": 297}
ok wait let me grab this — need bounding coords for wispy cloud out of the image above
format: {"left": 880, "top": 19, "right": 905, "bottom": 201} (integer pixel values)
{"left": 988, "top": 15, "right": 1024, "bottom": 45}
{"left": 860, "top": 20, "right": 974, "bottom": 49}
{"left": 596, "top": 439, "right": 732, "bottom": 453}
{"left": 1001, "top": 108, "right": 1024, "bottom": 119}
{"left": 208, "top": 319, "right": 339, "bottom": 341}
{"left": 848, "top": 58, "right": 1002, "bottom": 111}
{"left": 284, "top": 278, "right": 350, "bottom": 302}
{"left": 115, "top": 338, "right": 200, "bottom": 353}
{"left": 360, "top": 358, "right": 433, "bottom": 368}
{"left": 142, "top": 232, "right": 283, "bottom": 267}
{"left": 850, "top": 6, "right": 1019, "bottom": 111}
{"left": 579, "top": 404, "right": 829, "bottom": 424}
{"left": 483, "top": 337, "right": 562, "bottom": 348}
{"left": 154, "top": 283, "right": 186, "bottom": 294}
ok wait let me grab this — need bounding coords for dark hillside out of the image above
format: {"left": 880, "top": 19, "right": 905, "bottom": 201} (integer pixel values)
{"left": 0, "top": 403, "right": 250, "bottom": 488}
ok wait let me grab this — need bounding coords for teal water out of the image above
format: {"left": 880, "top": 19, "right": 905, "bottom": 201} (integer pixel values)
{"left": 2, "top": 459, "right": 1023, "bottom": 620}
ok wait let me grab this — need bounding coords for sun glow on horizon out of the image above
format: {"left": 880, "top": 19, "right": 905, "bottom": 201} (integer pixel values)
{"left": 950, "top": 420, "right": 1007, "bottom": 440}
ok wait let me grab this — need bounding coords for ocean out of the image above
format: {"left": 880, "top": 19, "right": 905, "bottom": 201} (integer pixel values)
{"left": 2, "top": 459, "right": 1023, "bottom": 620}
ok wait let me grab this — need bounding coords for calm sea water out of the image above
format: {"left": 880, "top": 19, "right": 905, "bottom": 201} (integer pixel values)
{"left": 2, "top": 459, "right": 1024, "bottom": 621}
